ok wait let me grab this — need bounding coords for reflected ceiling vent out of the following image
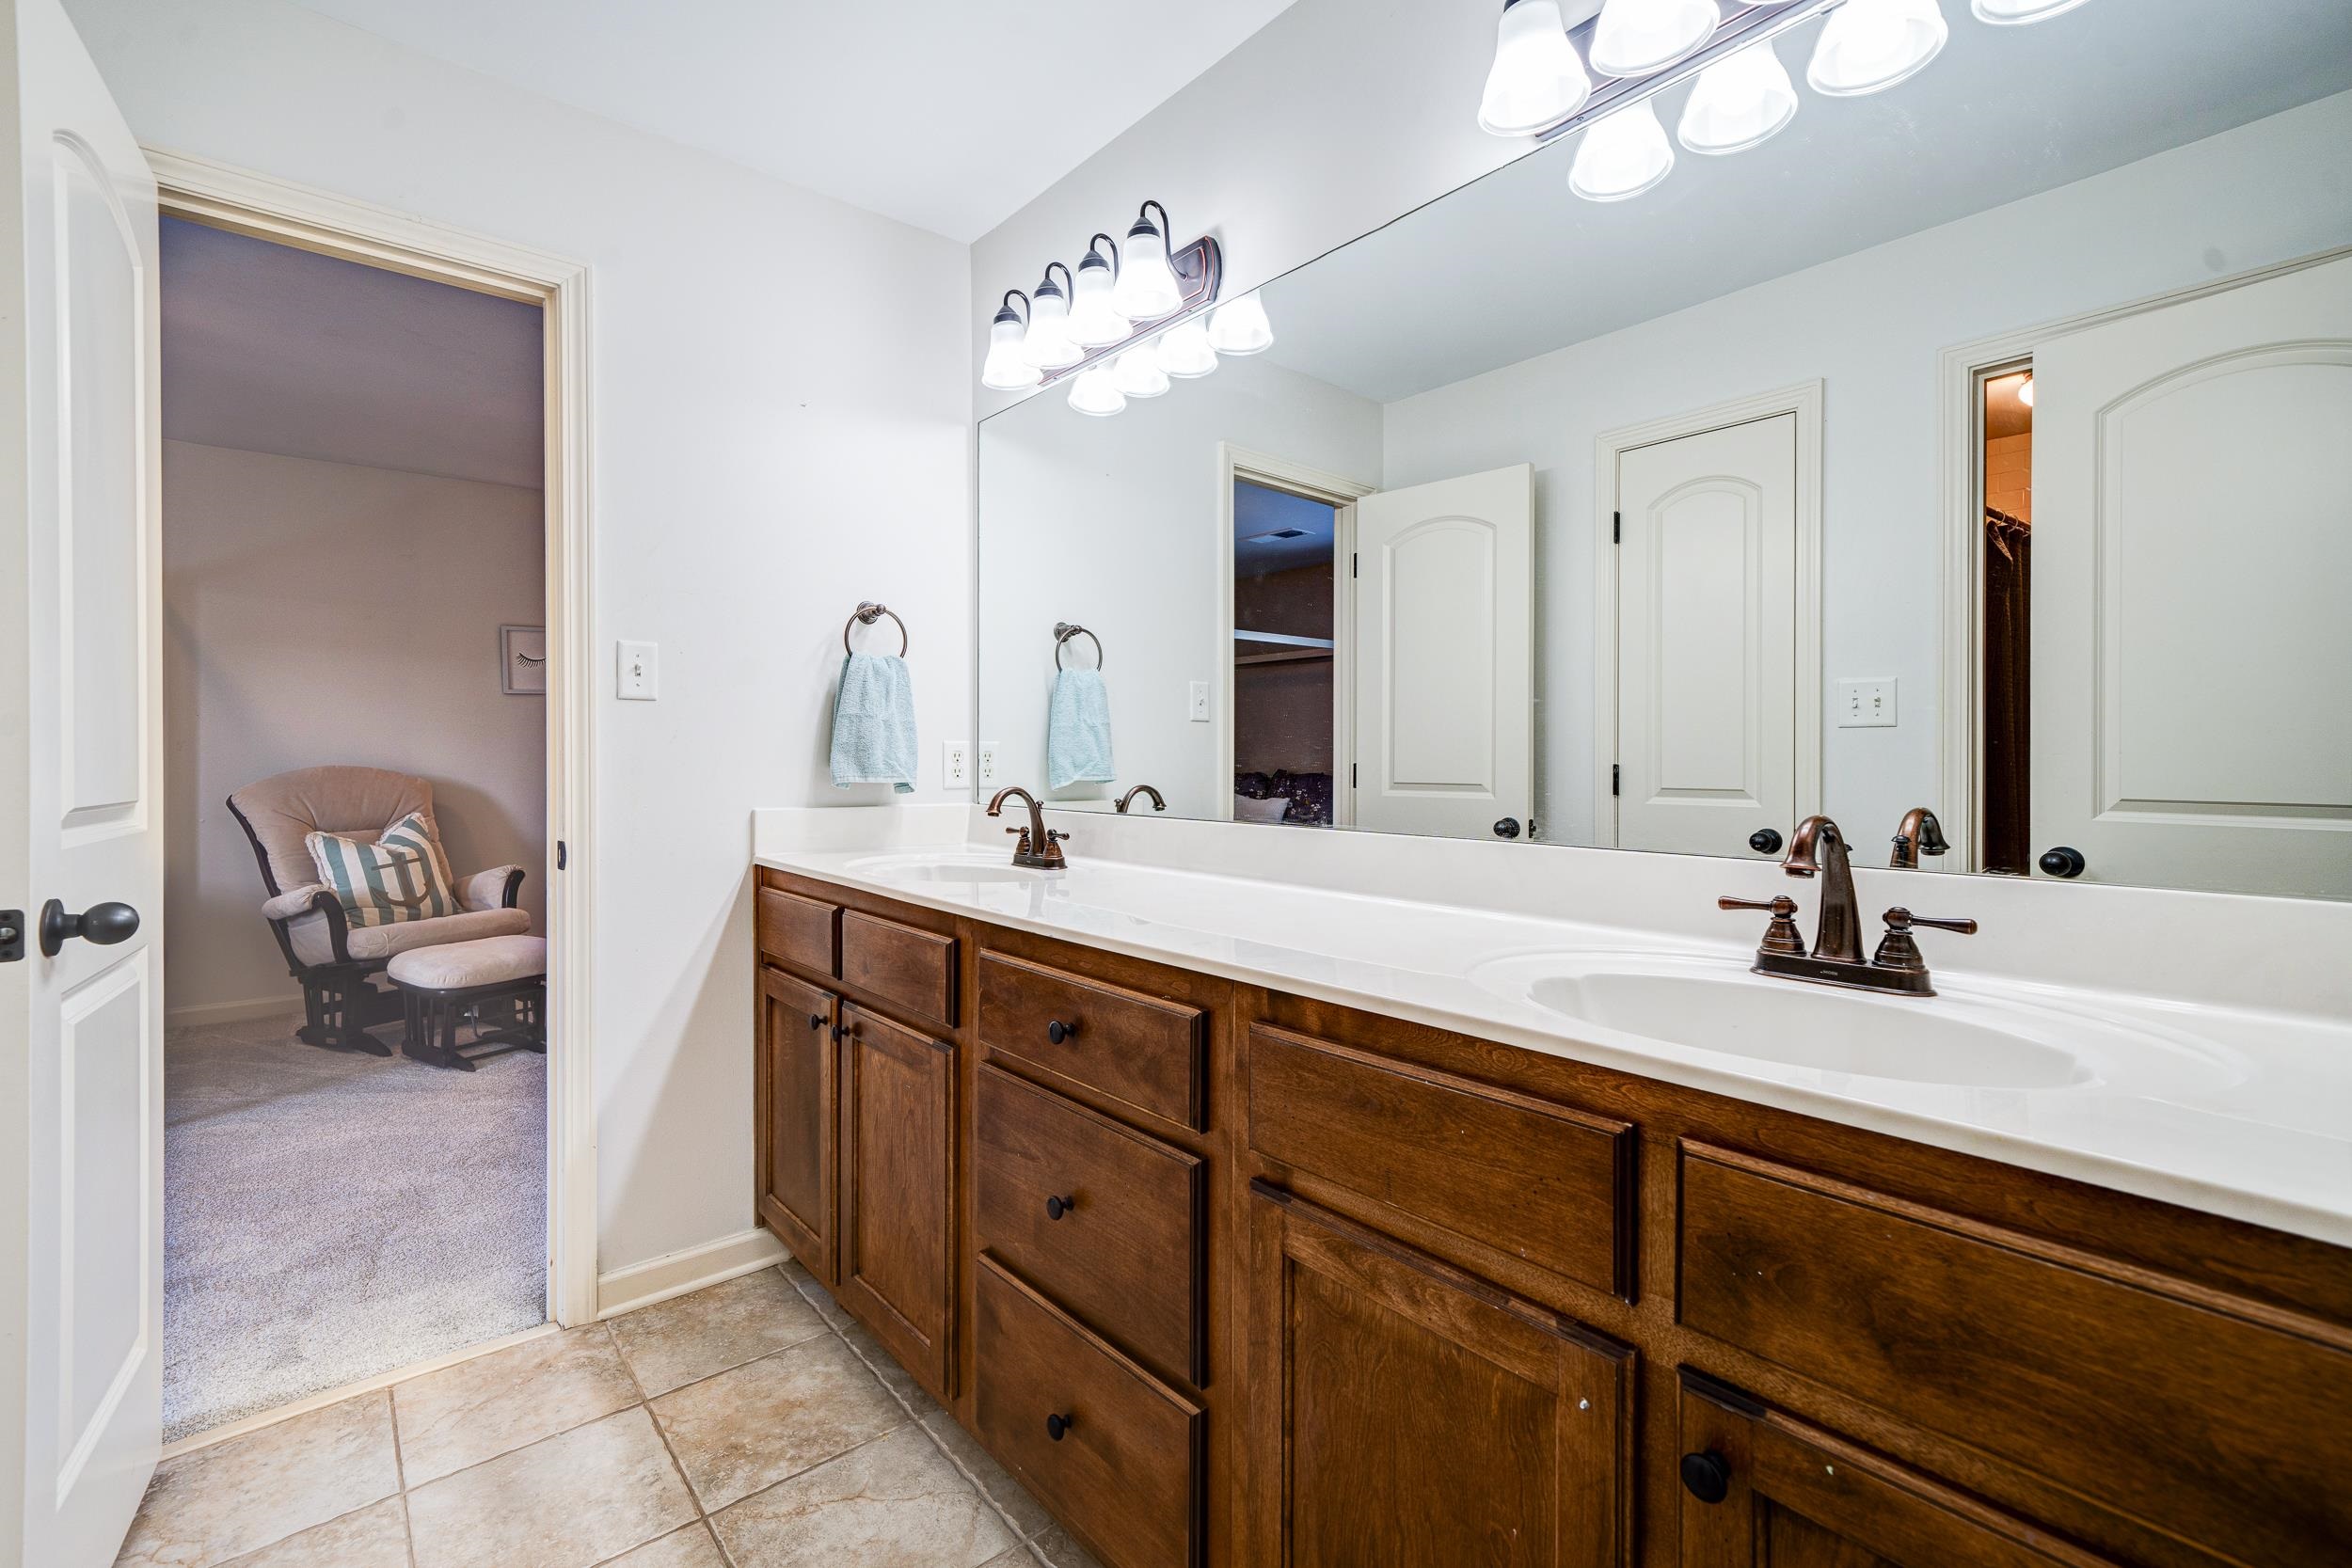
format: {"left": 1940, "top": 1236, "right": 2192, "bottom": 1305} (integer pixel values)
{"left": 1243, "top": 529, "right": 1313, "bottom": 543}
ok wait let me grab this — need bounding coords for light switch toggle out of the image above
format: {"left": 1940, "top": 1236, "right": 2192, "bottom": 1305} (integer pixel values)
{"left": 618, "top": 641, "right": 659, "bottom": 701}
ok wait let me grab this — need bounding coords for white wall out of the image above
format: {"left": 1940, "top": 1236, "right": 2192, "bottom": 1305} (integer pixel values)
{"left": 65, "top": 0, "right": 973, "bottom": 1276}
{"left": 977, "top": 356, "right": 1378, "bottom": 816}
{"left": 163, "top": 441, "right": 546, "bottom": 1023}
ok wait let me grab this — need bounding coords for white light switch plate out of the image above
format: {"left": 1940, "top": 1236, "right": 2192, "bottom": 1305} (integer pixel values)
{"left": 1836, "top": 677, "right": 1896, "bottom": 728}
{"left": 943, "top": 742, "right": 970, "bottom": 787}
{"left": 1188, "top": 681, "right": 1210, "bottom": 722}
{"left": 617, "top": 640, "right": 658, "bottom": 701}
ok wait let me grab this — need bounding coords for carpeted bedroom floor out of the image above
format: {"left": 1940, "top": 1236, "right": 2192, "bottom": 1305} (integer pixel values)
{"left": 164, "top": 1009, "right": 547, "bottom": 1443}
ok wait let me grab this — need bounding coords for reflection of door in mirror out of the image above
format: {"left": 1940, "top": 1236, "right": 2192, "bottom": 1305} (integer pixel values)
{"left": 1232, "top": 478, "right": 1341, "bottom": 828}
{"left": 2028, "top": 253, "right": 2352, "bottom": 899}
{"left": 1979, "top": 366, "right": 2036, "bottom": 877}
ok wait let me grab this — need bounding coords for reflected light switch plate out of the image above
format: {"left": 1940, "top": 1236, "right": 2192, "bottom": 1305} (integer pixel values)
{"left": 1189, "top": 681, "right": 1210, "bottom": 722}
{"left": 617, "top": 640, "right": 658, "bottom": 701}
{"left": 1836, "top": 677, "right": 1895, "bottom": 728}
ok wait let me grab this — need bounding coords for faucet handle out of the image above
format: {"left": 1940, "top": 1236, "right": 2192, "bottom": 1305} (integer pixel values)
{"left": 1873, "top": 907, "right": 1977, "bottom": 973}
{"left": 1006, "top": 825, "right": 1033, "bottom": 850}
{"left": 1719, "top": 895, "right": 1806, "bottom": 957}
{"left": 1884, "top": 908, "right": 1978, "bottom": 936}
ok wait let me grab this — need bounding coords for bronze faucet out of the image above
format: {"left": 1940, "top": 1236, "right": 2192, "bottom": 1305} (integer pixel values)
{"left": 1114, "top": 784, "right": 1166, "bottom": 815}
{"left": 987, "top": 786, "right": 1068, "bottom": 870}
{"left": 1890, "top": 807, "right": 1950, "bottom": 869}
{"left": 1780, "top": 815, "right": 1864, "bottom": 962}
{"left": 1720, "top": 815, "right": 1977, "bottom": 995}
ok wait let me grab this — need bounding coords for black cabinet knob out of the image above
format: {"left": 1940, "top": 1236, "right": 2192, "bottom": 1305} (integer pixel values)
{"left": 1045, "top": 1412, "right": 1073, "bottom": 1442}
{"left": 2039, "top": 846, "right": 2087, "bottom": 879}
{"left": 1046, "top": 1019, "right": 1075, "bottom": 1045}
{"left": 1492, "top": 817, "right": 1522, "bottom": 840}
{"left": 38, "top": 898, "right": 139, "bottom": 958}
{"left": 1679, "top": 1450, "right": 1731, "bottom": 1504}
{"left": 1044, "top": 1194, "right": 1074, "bottom": 1221}
{"left": 808, "top": 1012, "right": 825, "bottom": 1031}
{"left": 1749, "top": 828, "right": 1784, "bottom": 855}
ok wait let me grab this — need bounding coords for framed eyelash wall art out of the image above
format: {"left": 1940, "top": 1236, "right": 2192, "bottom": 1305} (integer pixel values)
{"left": 501, "top": 624, "right": 548, "bottom": 696}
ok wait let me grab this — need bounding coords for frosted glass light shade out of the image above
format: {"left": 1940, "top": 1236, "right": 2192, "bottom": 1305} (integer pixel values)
{"left": 1677, "top": 40, "right": 1798, "bottom": 154}
{"left": 1111, "top": 344, "right": 1170, "bottom": 399}
{"left": 1111, "top": 213, "right": 1184, "bottom": 320}
{"left": 1807, "top": 0, "right": 1947, "bottom": 96}
{"left": 1589, "top": 0, "right": 1717, "bottom": 79}
{"left": 1069, "top": 365, "right": 1127, "bottom": 418}
{"left": 1206, "top": 293, "right": 1275, "bottom": 356}
{"left": 1569, "top": 100, "right": 1675, "bottom": 202}
{"left": 1021, "top": 282, "right": 1083, "bottom": 371}
{"left": 2018, "top": 374, "right": 2035, "bottom": 407}
{"left": 1156, "top": 319, "right": 1219, "bottom": 378}
{"left": 980, "top": 310, "right": 1041, "bottom": 390}
{"left": 1067, "top": 255, "right": 1133, "bottom": 348}
{"left": 1972, "top": 0, "right": 2092, "bottom": 22}
{"left": 1478, "top": 0, "right": 1591, "bottom": 137}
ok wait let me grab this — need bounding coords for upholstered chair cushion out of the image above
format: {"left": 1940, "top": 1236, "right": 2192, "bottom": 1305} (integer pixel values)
{"left": 387, "top": 934, "right": 547, "bottom": 991}
{"left": 285, "top": 906, "right": 531, "bottom": 968}
{"left": 306, "top": 811, "right": 458, "bottom": 927}
{"left": 228, "top": 765, "right": 437, "bottom": 896}
{"left": 455, "top": 864, "right": 527, "bottom": 912}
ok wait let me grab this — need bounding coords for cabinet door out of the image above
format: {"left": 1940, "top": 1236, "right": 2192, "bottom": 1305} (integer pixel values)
{"left": 756, "top": 967, "right": 837, "bottom": 1283}
{"left": 1677, "top": 1374, "right": 2123, "bottom": 1568}
{"left": 839, "top": 1002, "right": 956, "bottom": 1400}
{"left": 1248, "top": 1182, "right": 1632, "bottom": 1568}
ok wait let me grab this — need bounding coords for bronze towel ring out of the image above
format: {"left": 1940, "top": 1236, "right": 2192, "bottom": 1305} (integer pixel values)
{"left": 843, "top": 602, "right": 908, "bottom": 657}
{"left": 1054, "top": 623, "right": 1103, "bottom": 671}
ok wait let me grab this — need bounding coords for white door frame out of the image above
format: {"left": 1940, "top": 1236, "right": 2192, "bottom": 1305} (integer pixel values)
{"left": 1215, "top": 445, "right": 1375, "bottom": 825}
{"left": 1932, "top": 242, "right": 2352, "bottom": 873}
{"left": 1591, "top": 381, "right": 1822, "bottom": 847}
{"left": 143, "top": 150, "right": 601, "bottom": 1328}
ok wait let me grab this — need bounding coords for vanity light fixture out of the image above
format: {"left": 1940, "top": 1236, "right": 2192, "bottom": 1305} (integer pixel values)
{"left": 1677, "top": 39, "right": 1799, "bottom": 153}
{"left": 1111, "top": 343, "right": 1171, "bottom": 399}
{"left": 1588, "top": 0, "right": 1718, "bottom": 79}
{"left": 1156, "top": 318, "right": 1221, "bottom": 379}
{"left": 1067, "top": 364, "right": 1128, "bottom": 418}
{"left": 1020, "top": 262, "right": 1084, "bottom": 371}
{"left": 1806, "top": 0, "right": 1949, "bottom": 96}
{"left": 1570, "top": 98, "right": 1676, "bottom": 201}
{"left": 1971, "top": 0, "right": 2091, "bottom": 22}
{"left": 1206, "top": 293, "right": 1275, "bottom": 356}
{"left": 1479, "top": 0, "right": 1593, "bottom": 136}
{"left": 1110, "top": 201, "right": 1185, "bottom": 321}
{"left": 1066, "top": 234, "right": 1133, "bottom": 348}
{"left": 980, "top": 290, "right": 1042, "bottom": 390}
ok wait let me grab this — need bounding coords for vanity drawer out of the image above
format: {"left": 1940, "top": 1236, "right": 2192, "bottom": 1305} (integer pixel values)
{"left": 976, "top": 1063, "right": 1204, "bottom": 1386}
{"left": 756, "top": 885, "right": 838, "bottom": 974}
{"left": 1677, "top": 1142, "right": 2352, "bottom": 1564}
{"left": 1247, "top": 1025, "right": 1635, "bottom": 1301}
{"left": 839, "top": 910, "right": 957, "bottom": 1030}
{"left": 978, "top": 952, "right": 1205, "bottom": 1132}
{"left": 975, "top": 1256, "right": 1203, "bottom": 1568}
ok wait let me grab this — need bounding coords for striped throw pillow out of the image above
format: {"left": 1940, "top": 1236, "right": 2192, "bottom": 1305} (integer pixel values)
{"left": 306, "top": 810, "right": 457, "bottom": 928}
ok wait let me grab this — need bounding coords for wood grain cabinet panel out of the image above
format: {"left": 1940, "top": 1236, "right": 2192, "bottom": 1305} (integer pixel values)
{"left": 840, "top": 910, "right": 957, "bottom": 1031}
{"left": 1248, "top": 1183, "right": 1634, "bottom": 1568}
{"left": 1676, "top": 1372, "right": 2125, "bottom": 1568}
{"left": 756, "top": 883, "right": 838, "bottom": 974}
{"left": 755, "top": 967, "right": 836, "bottom": 1283}
{"left": 1248, "top": 1024, "right": 1635, "bottom": 1299}
{"left": 975, "top": 1063, "right": 1205, "bottom": 1386}
{"left": 839, "top": 1004, "right": 955, "bottom": 1401}
{"left": 976, "top": 1257, "right": 1203, "bottom": 1568}
{"left": 978, "top": 951, "right": 1206, "bottom": 1131}
{"left": 1677, "top": 1143, "right": 2352, "bottom": 1564}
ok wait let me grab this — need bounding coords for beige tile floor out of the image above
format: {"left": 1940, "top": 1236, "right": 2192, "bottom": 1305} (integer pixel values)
{"left": 116, "top": 1259, "right": 1107, "bottom": 1568}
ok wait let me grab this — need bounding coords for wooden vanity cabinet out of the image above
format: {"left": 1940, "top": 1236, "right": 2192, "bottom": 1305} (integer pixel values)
{"left": 838, "top": 1001, "right": 956, "bottom": 1400}
{"left": 754, "top": 966, "right": 836, "bottom": 1282}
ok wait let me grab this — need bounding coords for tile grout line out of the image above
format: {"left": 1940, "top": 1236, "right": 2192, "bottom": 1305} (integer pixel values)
{"left": 604, "top": 1316, "right": 720, "bottom": 1553}
{"left": 384, "top": 1386, "right": 421, "bottom": 1568}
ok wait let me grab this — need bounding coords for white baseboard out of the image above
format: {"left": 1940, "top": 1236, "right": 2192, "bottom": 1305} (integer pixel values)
{"left": 167, "top": 993, "right": 303, "bottom": 1030}
{"left": 596, "top": 1227, "right": 787, "bottom": 1320}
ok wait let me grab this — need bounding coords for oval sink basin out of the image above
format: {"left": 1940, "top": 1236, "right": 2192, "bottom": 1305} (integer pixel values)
{"left": 846, "top": 852, "right": 1048, "bottom": 886}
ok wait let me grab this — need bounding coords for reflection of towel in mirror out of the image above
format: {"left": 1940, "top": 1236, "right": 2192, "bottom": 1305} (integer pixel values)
{"left": 831, "top": 653, "right": 918, "bottom": 792}
{"left": 1048, "top": 669, "right": 1115, "bottom": 790}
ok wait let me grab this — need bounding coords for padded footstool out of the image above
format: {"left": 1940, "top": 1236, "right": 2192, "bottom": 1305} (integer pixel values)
{"left": 387, "top": 934, "right": 547, "bottom": 1071}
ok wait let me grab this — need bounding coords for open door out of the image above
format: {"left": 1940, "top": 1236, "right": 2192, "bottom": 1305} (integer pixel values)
{"left": 2029, "top": 255, "right": 2352, "bottom": 897}
{"left": 1351, "top": 465, "right": 1534, "bottom": 841}
{"left": 1, "top": 1, "right": 166, "bottom": 1561}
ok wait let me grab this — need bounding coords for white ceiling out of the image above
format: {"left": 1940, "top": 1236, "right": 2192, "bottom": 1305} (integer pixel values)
{"left": 161, "top": 217, "right": 545, "bottom": 489}
{"left": 281, "top": 0, "right": 1300, "bottom": 242}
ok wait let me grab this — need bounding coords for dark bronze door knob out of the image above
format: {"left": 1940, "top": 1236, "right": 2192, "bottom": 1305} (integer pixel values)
{"left": 1492, "top": 817, "right": 1522, "bottom": 839}
{"left": 1679, "top": 1450, "right": 1731, "bottom": 1504}
{"left": 1749, "top": 828, "right": 1784, "bottom": 855}
{"left": 2039, "top": 846, "right": 2087, "bottom": 879}
{"left": 38, "top": 899, "right": 139, "bottom": 958}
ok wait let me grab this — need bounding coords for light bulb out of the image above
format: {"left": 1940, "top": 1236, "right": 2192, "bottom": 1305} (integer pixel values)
{"left": 980, "top": 293, "right": 1041, "bottom": 390}
{"left": 2018, "top": 374, "right": 2035, "bottom": 408}
{"left": 1110, "top": 202, "right": 1184, "bottom": 320}
{"left": 1569, "top": 100, "right": 1675, "bottom": 202}
{"left": 1677, "top": 40, "right": 1798, "bottom": 155}
{"left": 1067, "top": 240, "right": 1132, "bottom": 348}
{"left": 1156, "top": 318, "right": 1219, "bottom": 379}
{"left": 1589, "top": 0, "right": 1717, "bottom": 79}
{"left": 1971, "top": 0, "right": 2092, "bottom": 22}
{"left": 1020, "top": 265, "right": 1083, "bottom": 371}
{"left": 1068, "top": 365, "right": 1127, "bottom": 418}
{"left": 1807, "top": 0, "right": 1947, "bottom": 97}
{"left": 1206, "top": 293, "right": 1274, "bottom": 356}
{"left": 1111, "top": 343, "right": 1169, "bottom": 399}
{"left": 1478, "top": 0, "right": 1591, "bottom": 137}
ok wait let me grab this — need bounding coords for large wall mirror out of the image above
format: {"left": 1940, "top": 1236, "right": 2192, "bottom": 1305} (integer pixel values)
{"left": 977, "top": 0, "right": 2352, "bottom": 901}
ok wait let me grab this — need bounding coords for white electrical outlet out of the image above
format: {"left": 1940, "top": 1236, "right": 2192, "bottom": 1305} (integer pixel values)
{"left": 977, "top": 742, "right": 1001, "bottom": 784}
{"left": 943, "top": 741, "right": 971, "bottom": 787}
{"left": 1836, "top": 677, "right": 1897, "bottom": 728}
{"left": 617, "top": 640, "right": 658, "bottom": 701}
{"left": 1188, "top": 681, "right": 1210, "bottom": 722}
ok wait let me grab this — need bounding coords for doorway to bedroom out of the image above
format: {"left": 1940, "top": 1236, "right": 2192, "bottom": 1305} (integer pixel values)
{"left": 158, "top": 213, "right": 552, "bottom": 1443}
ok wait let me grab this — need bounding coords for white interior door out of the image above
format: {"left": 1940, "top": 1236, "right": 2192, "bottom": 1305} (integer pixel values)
{"left": 2029, "top": 255, "right": 2352, "bottom": 897}
{"left": 1351, "top": 465, "right": 1533, "bottom": 840}
{"left": 1612, "top": 413, "right": 1797, "bottom": 857}
{"left": 2, "top": 1, "right": 166, "bottom": 1561}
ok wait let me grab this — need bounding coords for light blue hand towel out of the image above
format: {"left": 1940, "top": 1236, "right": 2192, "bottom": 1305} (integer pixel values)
{"left": 831, "top": 653, "right": 918, "bottom": 793}
{"left": 1048, "top": 668, "right": 1115, "bottom": 790}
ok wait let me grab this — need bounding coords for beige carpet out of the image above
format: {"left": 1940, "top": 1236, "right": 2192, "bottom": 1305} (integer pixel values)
{"left": 164, "top": 1009, "right": 547, "bottom": 1442}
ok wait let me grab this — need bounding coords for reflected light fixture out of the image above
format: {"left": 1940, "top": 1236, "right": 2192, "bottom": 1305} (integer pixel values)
{"left": 1206, "top": 293, "right": 1275, "bottom": 356}
{"left": 1677, "top": 39, "right": 1798, "bottom": 154}
{"left": 2018, "top": 373, "right": 2035, "bottom": 407}
{"left": 1479, "top": 0, "right": 1591, "bottom": 136}
{"left": 1570, "top": 100, "right": 1675, "bottom": 202}
{"left": 1109, "top": 201, "right": 1184, "bottom": 320}
{"left": 1156, "top": 318, "right": 1220, "bottom": 378}
{"left": 1066, "top": 233, "right": 1133, "bottom": 348}
{"left": 1111, "top": 343, "right": 1171, "bottom": 399}
{"left": 1807, "top": 0, "right": 1949, "bottom": 97}
{"left": 980, "top": 290, "right": 1041, "bottom": 390}
{"left": 1020, "top": 262, "right": 1084, "bottom": 371}
{"left": 1589, "top": 0, "right": 1718, "bottom": 80}
{"left": 1068, "top": 364, "right": 1128, "bottom": 418}
{"left": 1972, "top": 0, "right": 2092, "bottom": 21}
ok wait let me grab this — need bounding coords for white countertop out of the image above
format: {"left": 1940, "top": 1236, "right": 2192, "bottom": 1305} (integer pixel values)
{"left": 754, "top": 805, "right": 2352, "bottom": 1250}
